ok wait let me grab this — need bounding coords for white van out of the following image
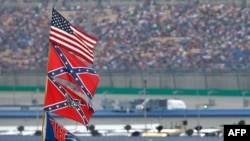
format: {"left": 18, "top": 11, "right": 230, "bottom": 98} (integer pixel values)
{"left": 167, "top": 99, "right": 187, "bottom": 110}
{"left": 135, "top": 98, "right": 186, "bottom": 111}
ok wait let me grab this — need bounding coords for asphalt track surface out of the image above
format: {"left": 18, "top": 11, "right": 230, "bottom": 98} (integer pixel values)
{"left": 0, "top": 136, "right": 223, "bottom": 141}
{"left": 0, "top": 91, "right": 248, "bottom": 109}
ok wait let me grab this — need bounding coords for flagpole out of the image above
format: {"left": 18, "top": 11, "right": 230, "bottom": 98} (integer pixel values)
{"left": 40, "top": 110, "right": 46, "bottom": 141}
{"left": 40, "top": 43, "right": 52, "bottom": 141}
{"left": 40, "top": 6, "right": 55, "bottom": 140}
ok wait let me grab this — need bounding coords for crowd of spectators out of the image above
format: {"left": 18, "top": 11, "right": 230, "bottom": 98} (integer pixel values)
{"left": 1, "top": 0, "right": 250, "bottom": 73}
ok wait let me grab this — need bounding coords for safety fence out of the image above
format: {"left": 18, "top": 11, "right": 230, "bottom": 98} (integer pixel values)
{"left": 0, "top": 86, "right": 249, "bottom": 97}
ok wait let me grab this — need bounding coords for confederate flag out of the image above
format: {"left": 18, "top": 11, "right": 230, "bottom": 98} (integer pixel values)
{"left": 47, "top": 43, "right": 100, "bottom": 99}
{"left": 44, "top": 44, "right": 100, "bottom": 127}
{"left": 44, "top": 76, "right": 94, "bottom": 127}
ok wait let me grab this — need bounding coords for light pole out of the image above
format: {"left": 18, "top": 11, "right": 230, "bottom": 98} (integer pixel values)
{"left": 143, "top": 76, "right": 147, "bottom": 131}
{"left": 207, "top": 90, "right": 215, "bottom": 107}
{"left": 173, "top": 90, "right": 178, "bottom": 99}
{"left": 196, "top": 89, "right": 200, "bottom": 131}
{"left": 242, "top": 90, "right": 249, "bottom": 108}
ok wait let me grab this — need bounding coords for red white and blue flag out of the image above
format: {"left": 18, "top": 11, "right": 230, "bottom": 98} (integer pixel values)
{"left": 43, "top": 7, "right": 100, "bottom": 138}
{"left": 44, "top": 76, "right": 94, "bottom": 127}
{"left": 49, "top": 7, "right": 98, "bottom": 64}
{"left": 43, "top": 112, "right": 81, "bottom": 141}
{"left": 46, "top": 43, "right": 100, "bottom": 99}
{"left": 44, "top": 44, "right": 99, "bottom": 127}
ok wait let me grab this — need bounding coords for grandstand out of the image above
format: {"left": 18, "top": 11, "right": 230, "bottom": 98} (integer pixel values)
{"left": 1, "top": 0, "right": 250, "bottom": 72}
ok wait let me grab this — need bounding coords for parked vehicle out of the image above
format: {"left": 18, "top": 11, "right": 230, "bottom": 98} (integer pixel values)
{"left": 101, "top": 98, "right": 186, "bottom": 112}
{"left": 135, "top": 98, "right": 186, "bottom": 111}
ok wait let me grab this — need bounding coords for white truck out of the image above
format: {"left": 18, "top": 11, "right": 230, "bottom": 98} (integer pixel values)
{"left": 135, "top": 98, "right": 186, "bottom": 111}
{"left": 101, "top": 98, "right": 186, "bottom": 112}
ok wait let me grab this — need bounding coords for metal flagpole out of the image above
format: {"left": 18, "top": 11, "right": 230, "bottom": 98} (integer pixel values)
{"left": 40, "top": 41, "right": 52, "bottom": 141}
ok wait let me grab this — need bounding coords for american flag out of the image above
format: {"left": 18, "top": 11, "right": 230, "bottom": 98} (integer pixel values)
{"left": 50, "top": 7, "right": 98, "bottom": 64}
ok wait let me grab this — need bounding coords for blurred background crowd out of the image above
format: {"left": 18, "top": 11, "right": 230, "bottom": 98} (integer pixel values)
{"left": 1, "top": 0, "right": 250, "bottom": 73}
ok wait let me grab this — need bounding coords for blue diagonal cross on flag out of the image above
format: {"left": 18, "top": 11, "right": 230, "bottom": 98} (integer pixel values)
{"left": 47, "top": 44, "right": 100, "bottom": 99}
{"left": 44, "top": 76, "right": 91, "bottom": 126}
{"left": 48, "top": 45, "right": 97, "bottom": 99}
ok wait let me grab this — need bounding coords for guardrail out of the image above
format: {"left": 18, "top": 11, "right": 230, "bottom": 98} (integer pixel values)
{"left": 0, "top": 86, "right": 249, "bottom": 96}
{"left": 0, "top": 109, "right": 250, "bottom": 118}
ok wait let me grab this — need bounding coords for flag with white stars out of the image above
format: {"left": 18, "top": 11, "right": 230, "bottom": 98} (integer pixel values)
{"left": 44, "top": 75, "right": 94, "bottom": 127}
{"left": 47, "top": 43, "right": 100, "bottom": 99}
{"left": 50, "top": 7, "right": 98, "bottom": 64}
{"left": 44, "top": 44, "right": 100, "bottom": 128}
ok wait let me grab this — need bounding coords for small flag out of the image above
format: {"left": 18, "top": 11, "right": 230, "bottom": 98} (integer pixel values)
{"left": 43, "top": 112, "right": 82, "bottom": 141}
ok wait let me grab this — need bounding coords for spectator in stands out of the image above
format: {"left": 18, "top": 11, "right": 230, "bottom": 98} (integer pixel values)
{"left": 0, "top": 0, "right": 250, "bottom": 72}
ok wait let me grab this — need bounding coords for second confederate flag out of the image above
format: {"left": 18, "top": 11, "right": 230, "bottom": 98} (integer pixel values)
{"left": 44, "top": 44, "right": 100, "bottom": 127}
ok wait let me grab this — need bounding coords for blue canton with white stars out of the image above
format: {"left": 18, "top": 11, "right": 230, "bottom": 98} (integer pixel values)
{"left": 51, "top": 8, "right": 73, "bottom": 34}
